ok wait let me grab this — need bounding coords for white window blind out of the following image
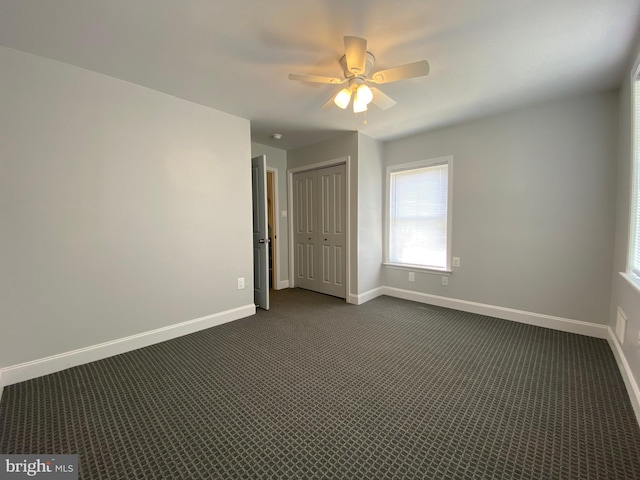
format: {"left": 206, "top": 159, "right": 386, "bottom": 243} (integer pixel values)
{"left": 389, "top": 162, "right": 449, "bottom": 269}
{"left": 630, "top": 75, "right": 640, "bottom": 280}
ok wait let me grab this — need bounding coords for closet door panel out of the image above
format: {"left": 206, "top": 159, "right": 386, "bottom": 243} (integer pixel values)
{"left": 293, "top": 171, "right": 318, "bottom": 291}
{"left": 317, "top": 164, "right": 346, "bottom": 298}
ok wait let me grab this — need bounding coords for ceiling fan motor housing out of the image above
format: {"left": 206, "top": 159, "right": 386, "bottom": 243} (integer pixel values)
{"left": 340, "top": 52, "right": 375, "bottom": 79}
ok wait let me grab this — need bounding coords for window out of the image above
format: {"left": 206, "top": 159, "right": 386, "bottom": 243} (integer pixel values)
{"left": 629, "top": 66, "right": 640, "bottom": 283}
{"left": 386, "top": 156, "right": 452, "bottom": 271}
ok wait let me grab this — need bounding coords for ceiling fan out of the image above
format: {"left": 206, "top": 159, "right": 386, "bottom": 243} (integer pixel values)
{"left": 288, "top": 36, "right": 430, "bottom": 113}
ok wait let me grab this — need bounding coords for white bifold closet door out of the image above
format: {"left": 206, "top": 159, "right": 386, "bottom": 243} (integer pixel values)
{"left": 293, "top": 163, "right": 346, "bottom": 298}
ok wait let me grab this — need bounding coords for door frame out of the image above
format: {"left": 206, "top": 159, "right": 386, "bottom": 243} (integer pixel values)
{"left": 266, "top": 167, "right": 281, "bottom": 290}
{"left": 287, "top": 155, "right": 352, "bottom": 303}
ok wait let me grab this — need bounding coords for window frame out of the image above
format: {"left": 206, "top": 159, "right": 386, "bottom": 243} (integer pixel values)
{"left": 626, "top": 59, "right": 640, "bottom": 289}
{"left": 384, "top": 155, "right": 453, "bottom": 273}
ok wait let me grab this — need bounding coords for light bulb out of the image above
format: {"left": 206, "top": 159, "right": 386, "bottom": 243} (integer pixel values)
{"left": 334, "top": 88, "right": 352, "bottom": 109}
{"left": 353, "top": 100, "right": 368, "bottom": 113}
{"left": 355, "top": 84, "right": 373, "bottom": 105}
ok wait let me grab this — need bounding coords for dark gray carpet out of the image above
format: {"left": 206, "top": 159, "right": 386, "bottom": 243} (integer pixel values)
{"left": 1, "top": 289, "right": 640, "bottom": 479}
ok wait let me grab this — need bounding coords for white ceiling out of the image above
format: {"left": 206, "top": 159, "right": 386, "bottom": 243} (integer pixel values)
{"left": 1, "top": 0, "right": 639, "bottom": 150}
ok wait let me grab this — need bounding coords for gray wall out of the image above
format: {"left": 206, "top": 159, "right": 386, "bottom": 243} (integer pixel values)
{"left": 357, "top": 134, "right": 384, "bottom": 295}
{"left": 0, "top": 47, "right": 254, "bottom": 368}
{"left": 383, "top": 92, "right": 619, "bottom": 325}
{"left": 287, "top": 133, "right": 359, "bottom": 297}
{"left": 610, "top": 40, "right": 640, "bottom": 393}
{"left": 251, "top": 142, "right": 289, "bottom": 288}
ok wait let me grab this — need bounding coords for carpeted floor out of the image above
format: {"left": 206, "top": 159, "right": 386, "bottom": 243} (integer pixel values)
{"left": 1, "top": 288, "right": 640, "bottom": 479}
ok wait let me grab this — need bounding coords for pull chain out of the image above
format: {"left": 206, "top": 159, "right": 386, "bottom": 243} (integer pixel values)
{"left": 353, "top": 111, "right": 368, "bottom": 128}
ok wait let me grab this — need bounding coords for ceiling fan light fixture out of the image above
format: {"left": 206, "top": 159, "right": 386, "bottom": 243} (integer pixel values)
{"left": 355, "top": 84, "right": 373, "bottom": 105}
{"left": 353, "top": 99, "right": 368, "bottom": 113}
{"left": 334, "top": 88, "right": 352, "bottom": 109}
{"left": 288, "top": 36, "right": 429, "bottom": 120}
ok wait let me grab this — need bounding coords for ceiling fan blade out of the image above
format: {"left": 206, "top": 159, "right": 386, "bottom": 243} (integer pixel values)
{"left": 344, "top": 36, "right": 367, "bottom": 74}
{"left": 370, "top": 87, "right": 397, "bottom": 110}
{"left": 288, "top": 73, "right": 345, "bottom": 84}
{"left": 370, "top": 60, "right": 430, "bottom": 84}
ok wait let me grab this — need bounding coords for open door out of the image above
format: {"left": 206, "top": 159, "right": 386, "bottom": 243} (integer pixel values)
{"left": 251, "top": 155, "right": 269, "bottom": 310}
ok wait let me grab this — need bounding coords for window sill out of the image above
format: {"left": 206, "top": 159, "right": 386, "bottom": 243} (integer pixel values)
{"left": 620, "top": 271, "right": 640, "bottom": 296}
{"left": 383, "top": 262, "right": 452, "bottom": 275}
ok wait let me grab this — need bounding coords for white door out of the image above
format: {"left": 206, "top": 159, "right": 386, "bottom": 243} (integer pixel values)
{"left": 251, "top": 155, "right": 269, "bottom": 310}
{"left": 292, "top": 164, "right": 346, "bottom": 299}
{"left": 293, "top": 169, "right": 318, "bottom": 291}
{"left": 318, "top": 164, "right": 346, "bottom": 298}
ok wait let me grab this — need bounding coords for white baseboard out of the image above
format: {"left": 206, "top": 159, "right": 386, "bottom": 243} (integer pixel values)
{"left": 351, "top": 287, "right": 385, "bottom": 305}
{"left": 2, "top": 292, "right": 637, "bottom": 430}
{"left": 381, "top": 287, "right": 608, "bottom": 339}
{"left": 360, "top": 287, "right": 638, "bottom": 424}
{"left": 0, "top": 304, "right": 256, "bottom": 389}
{"left": 276, "top": 280, "right": 290, "bottom": 290}
{"left": 606, "top": 327, "right": 640, "bottom": 426}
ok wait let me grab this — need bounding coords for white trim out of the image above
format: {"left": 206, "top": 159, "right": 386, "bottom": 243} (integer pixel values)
{"left": 626, "top": 59, "right": 640, "bottom": 272}
{"left": 277, "top": 280, "right": 290, "bottom": 290}
{"left": 287, "top": 156, "right": 353, "bottom": 303}
{"left": 381, "top": 287, "right": 608, "bottom": 338}
{"left": 2, "top": 296, "right": 637, "bottom": 428}
{"left": 350, "top": 287, "right": 385, "bottom": 305}
{"left": 288, "top": 157, "right": 351, "bottom": 173}
{"left": 385, "top": 155, "right": 454, "bottom": 271}
{"left": 607, "top": 326, "right": 640, "bottom": 426}
{"left": 383, "top": 263, "right": 452, "bottom": 274}
{"left": 621, "top": 271, "right": 640, "bottom": 295}
{"left": 288, "top": 172, "right": 294, "bottom": 288}
{"left": 0, "top": 304, "right": 256, "bottom": 388}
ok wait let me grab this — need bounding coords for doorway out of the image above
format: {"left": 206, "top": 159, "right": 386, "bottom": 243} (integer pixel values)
{"left": 267, "top": 170, "right": 276, "bottom": 289}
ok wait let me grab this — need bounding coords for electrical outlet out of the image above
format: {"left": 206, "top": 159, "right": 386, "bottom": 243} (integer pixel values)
{"left": 442, "top": 276, "right": 448, "bottom": 286}
{"left": 237, "top": 277, "right": 245, "bottom": 290}
{"left": 408, "top": 272, "right": 415, "bottom": 282}
{"left": 453, "top": 257, "right": 461, "bottom": 267}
